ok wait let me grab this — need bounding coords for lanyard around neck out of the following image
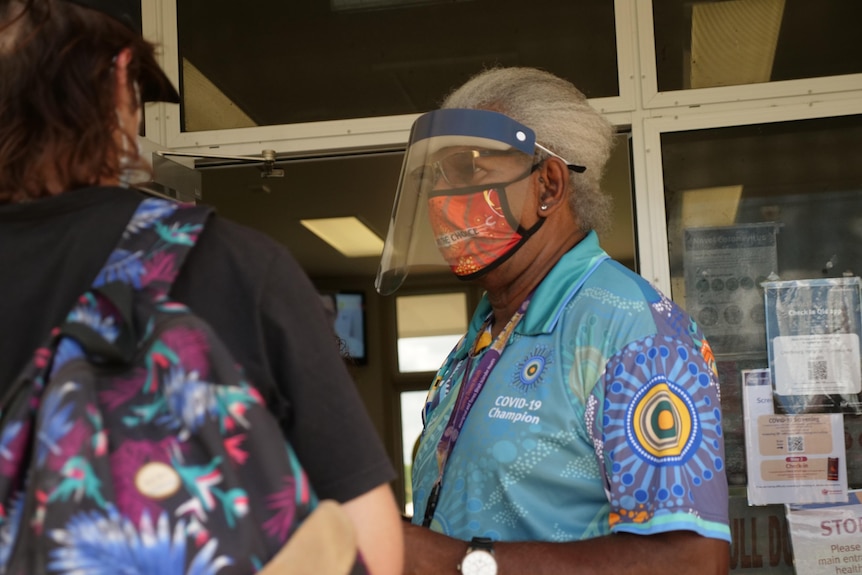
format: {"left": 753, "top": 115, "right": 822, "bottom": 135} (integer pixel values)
{"left": 422, "top": 291, "right": 533, "bottom": 527}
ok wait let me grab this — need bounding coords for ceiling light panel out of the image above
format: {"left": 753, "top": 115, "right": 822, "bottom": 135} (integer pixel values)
{"left": 300, "top": 217, "right": 384, "bottom": 257}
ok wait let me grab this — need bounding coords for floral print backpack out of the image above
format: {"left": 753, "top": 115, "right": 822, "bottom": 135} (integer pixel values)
{"left": 0, "top": 198, "right": 336, "bottom": 574}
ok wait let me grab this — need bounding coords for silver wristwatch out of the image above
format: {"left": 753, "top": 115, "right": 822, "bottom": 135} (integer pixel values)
{"left": 458, "top": 537, "right": 497, "bottom": 575}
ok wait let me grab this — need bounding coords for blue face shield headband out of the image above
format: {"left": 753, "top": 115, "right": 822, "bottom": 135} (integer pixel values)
{"left": 375, "top": 108, "right": 585, "bottom": 296}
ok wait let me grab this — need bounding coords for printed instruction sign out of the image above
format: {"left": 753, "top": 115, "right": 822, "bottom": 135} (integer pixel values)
{"left": 743, "top": 369, "right": 848, "bottom": 505}
{"left": 786, "top": 490, "right": 862, "bottom": 575}
{"left": 683, "top": 223, "right": 778, "bottom": 357}
{"left": 764, "top": 277, "right": 862, "bottom": 414}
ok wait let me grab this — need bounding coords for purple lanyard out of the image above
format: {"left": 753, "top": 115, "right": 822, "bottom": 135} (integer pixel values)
{"left": 422, "top": 291, "right": 533, "bottom": 527}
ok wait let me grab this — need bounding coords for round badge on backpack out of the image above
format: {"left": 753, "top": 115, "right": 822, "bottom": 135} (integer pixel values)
{"left": 135, "top": 461, "right": 182, "bottom": 500}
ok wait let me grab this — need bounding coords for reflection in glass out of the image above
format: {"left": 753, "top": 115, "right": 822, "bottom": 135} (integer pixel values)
{"left": 661, "top": 114, "right": 862, "bottom": 488}
{"left": 653, "top": 0, "right": 862, "bottom": 92}
{"left": 664, "top": 115, "right": 862, "bottom": 352}
{"left": 176, "top": 0, "right": 618, "bottom": 131}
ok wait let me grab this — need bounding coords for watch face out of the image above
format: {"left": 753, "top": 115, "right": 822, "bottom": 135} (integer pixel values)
{"left": 460, "top": 549, "right": 498, "bottom": 575}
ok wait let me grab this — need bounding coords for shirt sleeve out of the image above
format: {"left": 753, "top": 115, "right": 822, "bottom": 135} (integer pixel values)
{"left": 589, "top": 303, "right": 731, "bottom": 542}
{"left": 257, "top": 247, "right": 396, "bottom": 502}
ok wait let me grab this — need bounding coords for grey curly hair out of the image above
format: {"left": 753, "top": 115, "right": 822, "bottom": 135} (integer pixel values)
{"left": 441, "top": 67, "right": 615, "bottom": 234}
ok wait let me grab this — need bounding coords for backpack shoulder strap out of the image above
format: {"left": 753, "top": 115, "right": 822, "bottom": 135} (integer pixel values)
{"left": 56, "top": 198, "right": 213, "bottom": 365}
{"left": 92, "top": 197, "right": 213, "bottom": 298}
{"left": 3, "top": 199, "right": 214, "bottom": 407}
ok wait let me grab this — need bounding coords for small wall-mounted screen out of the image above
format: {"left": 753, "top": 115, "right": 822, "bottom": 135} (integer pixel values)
{"left": 320, "top": 292, "right": 366, "bottom": 363}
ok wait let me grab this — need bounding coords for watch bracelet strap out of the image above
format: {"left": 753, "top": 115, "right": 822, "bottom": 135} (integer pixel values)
{"left": 469, "top": 536, "right": 495, "bottom": 552}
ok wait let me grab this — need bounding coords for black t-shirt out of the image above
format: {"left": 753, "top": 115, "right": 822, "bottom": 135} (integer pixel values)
{"left": 0, "top": 186, "right": 394, "bottom": 502}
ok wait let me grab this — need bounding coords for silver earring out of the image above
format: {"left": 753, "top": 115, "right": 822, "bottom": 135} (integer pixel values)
{"left": 540, "top": 204, "right": 549, "bottom": 211}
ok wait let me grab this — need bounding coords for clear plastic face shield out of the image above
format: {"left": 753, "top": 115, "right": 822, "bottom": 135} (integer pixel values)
{"left": 375, "top": 109, "right": 543, "bottom": 295}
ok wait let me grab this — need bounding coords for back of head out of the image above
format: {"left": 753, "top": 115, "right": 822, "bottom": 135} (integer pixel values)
{"left": 0, "top": 0, "right": 159, "bottom": 203}
{"left": 442, "top": 67, "right": 615, "bottom": 234}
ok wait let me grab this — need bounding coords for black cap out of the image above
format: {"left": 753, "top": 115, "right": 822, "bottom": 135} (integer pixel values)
{"left": 64, "top": 0, "right": 181, "bottom": 103}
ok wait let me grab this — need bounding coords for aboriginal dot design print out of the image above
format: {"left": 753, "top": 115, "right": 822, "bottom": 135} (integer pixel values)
{"left": 511, "top": 346, "right": 552, "bottom": 393}
{"left": 597, "top": 296, "right": 725, "bottom": 531}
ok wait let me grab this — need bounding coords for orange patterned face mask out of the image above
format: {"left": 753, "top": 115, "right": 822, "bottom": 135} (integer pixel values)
{"left": 427, "top": 180, "right": 543, "bottom": 279}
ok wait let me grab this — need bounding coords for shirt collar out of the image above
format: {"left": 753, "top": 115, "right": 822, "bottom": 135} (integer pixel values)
{"left": 457, "top": 231, "right": 609, "bottom": 360}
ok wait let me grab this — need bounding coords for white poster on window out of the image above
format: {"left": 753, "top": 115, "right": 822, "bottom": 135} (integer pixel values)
{"left": 786, "top": 490, "right": 862, "bottom": 575}
{"left": 764, "top": 277, "right": 862, "bottom": 414}
{"left": 742, "top": 369, "right": 848, "bottom": 506}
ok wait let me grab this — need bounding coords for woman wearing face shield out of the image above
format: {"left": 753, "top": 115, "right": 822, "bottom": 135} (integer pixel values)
{"left": 0, "top": 1, "right": 403, "bottom": 573}
{"left": 377, "top": 67, "right": 730, "bottom": 575}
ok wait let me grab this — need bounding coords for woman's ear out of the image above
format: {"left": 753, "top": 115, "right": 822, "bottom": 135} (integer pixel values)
{"left": 536, "top": 157, "right": 569, "bottom": 215}
{"left": 112, "top": 47, "right": 136, "bottom": 111}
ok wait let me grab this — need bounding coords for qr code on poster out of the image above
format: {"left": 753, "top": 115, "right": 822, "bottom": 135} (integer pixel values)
{"left": 808, "top": 359, "right": 829, "bottom": 382}
{"left": 787, "top": 435, "right": 805, "bottom": 453}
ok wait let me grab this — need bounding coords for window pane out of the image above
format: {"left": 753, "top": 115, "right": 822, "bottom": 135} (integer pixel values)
{"left": 175, "top": 0, "right": 618, "bottom": 131}
{"left": 660, "top": 114, "right": 862, "bottom": 488}
{"left": 396, "top": 293, "right": 467, "bottom": 373}
{"left": 400, "top": 389, "right": 428, "bottom": 517}
{"left": 397, "top": 335, "right": 462, "bottom": 373}
{"left": 653, "top": 0, "right": 862, "bottom": 92}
